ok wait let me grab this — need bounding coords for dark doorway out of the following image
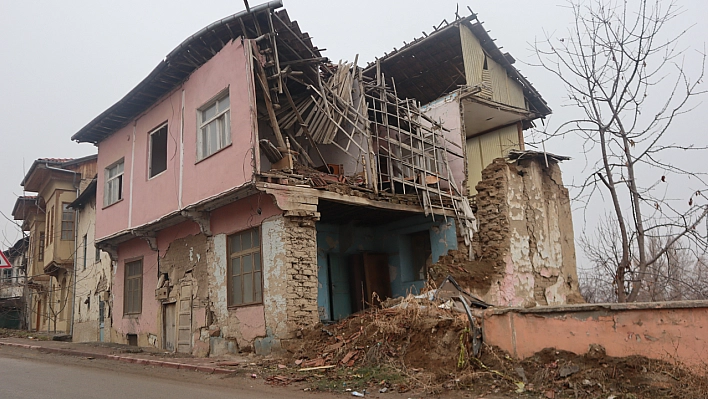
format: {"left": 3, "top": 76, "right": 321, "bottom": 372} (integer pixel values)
{"left": 349, "top": 253, "right": 391, "bottom": 312}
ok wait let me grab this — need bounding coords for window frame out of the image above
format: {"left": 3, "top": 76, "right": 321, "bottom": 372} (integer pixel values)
{"left": 38, "top": 232, "right": 45, "bottom": 262}
{"left": 227, "top": 227, "right": 263, "bottom": 308}
{"left": 82, "top": 234, "right": 88, "bottom": 270}
{"left": 49, "top": 206, "right": 54, "bottom": 244}
{"left": 123, "top": 258, "right": 143, "bottom": 315}
{"left": 104, "top": 159, "right": 124, "bottom": 208}
{"left": 148, "top": 122, "right": 168, "bottom": 179}
{"left": 60, "top": 203, "right": 74, "bottom": 241}
{"left": 197, "top": 90, "right": 231, "bottom": 162}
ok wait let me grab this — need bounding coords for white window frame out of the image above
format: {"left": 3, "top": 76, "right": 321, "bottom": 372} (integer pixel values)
{"left": 104, "top": 159, "right": 124, "bottom": 207}
{"left": 197, "top": 91, "right": 231, "bottom": 161}
{"left": 148, "top": 123, "right": 168, "bottom": 179}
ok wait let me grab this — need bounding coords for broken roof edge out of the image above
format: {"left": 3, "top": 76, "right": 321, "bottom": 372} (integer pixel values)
{"left": 363, "top": 14, "right": 477, "bottom": 69}
{"left": 71, "top": 0, "right": 285, "bottom": 144}
{"left": 507, "top": 149, "right": 571, "bottom": 164}
{"left": 4, "top": 236, "right": 29, "bottom": 260}
{"left": 463, "top": 20, "right": 551, "bottom": 117}
{"left": 68, "top": 178, "right": 97, "bottom": 210}
{"left": 364, "top": 10, "right": 551, "bottom": 118}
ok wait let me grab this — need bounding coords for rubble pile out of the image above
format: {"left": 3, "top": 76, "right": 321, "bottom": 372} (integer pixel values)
{"left": 288, "top": 293, "right": 470, "bottom": 378}
{"left": 277, "top": 289, "right": 708, "bottom": 398}
{"left": 474, "top": 346, "right": 708, "bottom": 399}
{"left": 428, "top": 249, "right": 499, "bottom": 292}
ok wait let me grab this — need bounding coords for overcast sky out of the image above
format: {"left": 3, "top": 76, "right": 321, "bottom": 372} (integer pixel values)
{"left": 1, "top": 0, "right": 706, "bottom": 266}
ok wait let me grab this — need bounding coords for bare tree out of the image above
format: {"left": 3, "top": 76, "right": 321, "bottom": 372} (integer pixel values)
{"left": 534, "top": 0, "right": 708, "bottom": 301}
{"left": 579, "top": 214, "right": 708, "bottom": 302}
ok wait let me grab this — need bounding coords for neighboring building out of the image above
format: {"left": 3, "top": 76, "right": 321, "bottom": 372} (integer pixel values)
{"left": 69, "top": 1, "right": 578, "bottom": 355}
{"left": 12, "top": 156, "right": 97, "bottom": 333}
{"left": 69, "top": 179, "right": 113, "bottom": 342}
{"left": 0, "top": 237, "right": 28, "bottom": 329}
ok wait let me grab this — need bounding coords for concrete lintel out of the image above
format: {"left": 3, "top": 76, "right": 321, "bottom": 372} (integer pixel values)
{"left": 256, "top": 182, "right": 455, "bottom": 217}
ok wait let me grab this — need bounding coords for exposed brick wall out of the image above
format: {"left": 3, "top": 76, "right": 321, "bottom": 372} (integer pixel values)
{"left": 474, "top": 159, "right": 513, "bottom": 269}
{"left": 283, "top": 211, "right": 320, "bottom": 332}
{"left": 467, "top": 157, "right": 582, "bottom": 306}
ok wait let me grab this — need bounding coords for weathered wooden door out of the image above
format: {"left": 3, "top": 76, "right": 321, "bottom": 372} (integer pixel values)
{"left": 98, "top": 301, "right": 105, "bottom": 342}
{"left": 163, "top": 303, "right": 176, "bottom": 352}
{"left": 35, "top": 299, "right": 42, "bottom": 332}
{"left": 328, "top": 254, "right": 351, "bottom": 320}
{"left": 176, "top": 283, "right": 192, "bottom": 354}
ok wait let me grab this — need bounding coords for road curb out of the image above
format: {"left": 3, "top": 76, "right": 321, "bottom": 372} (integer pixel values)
{"left": 0, "top": 341, "right": 235, "bottom": 375}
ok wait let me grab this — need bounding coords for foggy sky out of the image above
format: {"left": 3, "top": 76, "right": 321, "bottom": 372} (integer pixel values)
{"left": 1, "top": 0, "right": 706, "bottom": 267}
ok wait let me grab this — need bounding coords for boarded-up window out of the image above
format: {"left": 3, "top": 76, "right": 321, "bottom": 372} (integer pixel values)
{"left": 227, "top": 228, "right": 262, "bottom": 306}
{"left": 124, "top": 259, "right": 143, "bottom": 315}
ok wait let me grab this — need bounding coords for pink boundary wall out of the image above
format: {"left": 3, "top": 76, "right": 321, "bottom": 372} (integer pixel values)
{"left": 482, "top": 301, "right": 708, "bottom": 372}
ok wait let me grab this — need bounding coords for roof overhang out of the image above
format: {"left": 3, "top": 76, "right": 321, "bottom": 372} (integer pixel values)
{"left": 21, "top": 154, "right": 96, "bottom": 191}
{"left": 71, "top": 1, "right": 322, "bottom": 144}
{"left": 12, "top": 196, "right": 42, "bottom": 221}
{"left": 461, "top": 95, "right": 532, "bottom": 137}
{"left": 96, "top": 182, "right": 261, "bottom": 249}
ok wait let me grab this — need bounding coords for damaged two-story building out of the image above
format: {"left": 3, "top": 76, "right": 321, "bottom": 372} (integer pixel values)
{"left": 12, "top": 156, "right": 97, "bottom": 333}
{"left": 70, "top": 1, "right": 579, "bottom": 356}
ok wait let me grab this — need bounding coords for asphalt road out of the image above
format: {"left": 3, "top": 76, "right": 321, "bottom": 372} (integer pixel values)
{"left": 0, "top": 345, "right": 324, "bottom": 399}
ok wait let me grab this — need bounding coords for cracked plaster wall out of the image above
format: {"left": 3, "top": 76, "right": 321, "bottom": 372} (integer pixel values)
{"left": 474, "top": 158, "right": 581, "bottom": 306}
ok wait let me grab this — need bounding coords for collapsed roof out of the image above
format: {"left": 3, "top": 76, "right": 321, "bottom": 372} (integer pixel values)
{"left": 362, "top": 14, "right": 551, "bottom": 117}
{"left": 71, "top": 1, "right": 549, "bottom": 145}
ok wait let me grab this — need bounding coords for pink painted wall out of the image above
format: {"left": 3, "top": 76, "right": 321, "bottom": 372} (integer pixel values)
{"left": 113, "top": 238, "right": 160, "bottom": 338}
{"left": 96, "top": 39, "right": 255, "bottom": 240}
{"left": 233, "top": 305, "right": 267, "bottom": 342}
{"left": 156, "top": 221, "right": 201, "bottom": 254}
{"left": 422, "top": 97, "right": 466, "bottom": 193}
{"left": 181, "top": 40, "right": 254, "bottom": 207}
{"left": 96, "top": 124, "right": 133, "bottom": 239}
{"left": 482, "top": 302, "right": 708, "bottom": 372}
{"left": 210, "top": 194, "right": 281, "bottom": 236}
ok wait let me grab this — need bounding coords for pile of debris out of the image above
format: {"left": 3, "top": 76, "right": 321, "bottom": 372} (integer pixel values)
{"left": 275, "top": 282, "right": 708, "bottom": 398}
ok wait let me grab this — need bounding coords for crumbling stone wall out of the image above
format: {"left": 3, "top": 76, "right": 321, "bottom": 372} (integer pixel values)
{"left": 471, "top": 157, "right": 582, "bottom": 306}
{"left": 206, "top": 211, "right": 319, "bottom": 356}
{"left": 282, "top": 211, "right": 320, "bottom": 332}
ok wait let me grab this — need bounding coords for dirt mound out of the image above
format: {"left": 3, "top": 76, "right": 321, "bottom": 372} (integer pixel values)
{"left": 289, "top": 295, "right": 469, "bottom": 377}
{"left": 428, "top": 249, "right": 499, "bottom": 293}
{"left": 281, "top": 296, "right": 708, "bottom": 398}
{"left": 476, "top": 346, "right": 708, "bottom": 398}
